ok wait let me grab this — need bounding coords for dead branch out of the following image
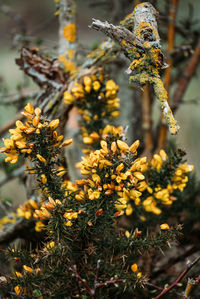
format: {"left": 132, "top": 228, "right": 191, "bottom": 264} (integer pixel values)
{"left": 154, "top": 256, "right": 200, "bottom": 299}
{"left": 16, "top": 48, "right": 67, "bottom": 90}
{"left": 172, "top": 40, "right": 200, "bottom": 113}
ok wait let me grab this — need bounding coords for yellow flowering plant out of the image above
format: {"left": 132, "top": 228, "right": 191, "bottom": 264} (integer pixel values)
{"left": 0, "top": 1, "right": 200, "bottom": 298}
{"left": 64, "top": 73, "right": 120, "bottom": 152}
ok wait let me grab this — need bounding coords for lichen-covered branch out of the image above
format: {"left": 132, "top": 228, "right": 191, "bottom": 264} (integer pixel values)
{"left": 58, "top": 0, "right": 78, "bottom": 77}
{"left": 90, "top": 2, "right": 180, "bottom": 135}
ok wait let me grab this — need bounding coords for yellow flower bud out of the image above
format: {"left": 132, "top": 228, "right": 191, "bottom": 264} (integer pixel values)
{"left": 37, "top": 154, "right": 47, "bottom": 163}
{"left": 130, "top": 140, "right": 140, "bottom": 153}
{"left": 64, "top": 91, "right": 74, "bottom": 104}
{"left": 117, "top": 140, "right": 129, "bottom": 151}
{"left": 25, "top": 103, "right": 34, "bottom": 114}
{"left": 131, "top": 263, "right": 138, "bottom": 273}
{"left": 83, "top": 76, "right": 92, "bottom": 86}
{"left": 160, "top": 223, "right": 169, "bottom": 230}
{"left": 49, "top": 119, "right": 59, "bottom": 130}
{"left": 23, "top": 265, "right": 33, "bottom": 273}
{"left": 14, "top": 285, "right": 22, "bottom": 295}
{"left": 41, "top": 174, "right": 47, "bottom": 184}
{"left": 15, "top": 272, "right": 23, "bottom": 278}
{"left": 93, "top": 80, "right": 101, "bottom": 91}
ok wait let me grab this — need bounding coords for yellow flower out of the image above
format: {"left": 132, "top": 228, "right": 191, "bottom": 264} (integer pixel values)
{"left": 33, "top": 115, "right": 39, "bottom": 127}
{"left": 83, "top": 76, "right": 92, "bottom": 86}
{"left": 49, "top": 119, "right": 59, "bottom": 130}
{"left": 159, "top": 149, "right": 168, "bottom": 161}
{"left": 25, "top": 103, "right": 34, "bottom": 114}
{"left": 15, "top": 272, "right": 23, "bottom": 278}
{"left": 137, "top": 272, "right": 142, "bottom": 278}
{"left": 29, "top": 199, "right": 38, "bottom": 210}
{"left": 129, "top": 140, "right": 140, "bottom": 153}
{"left": 111, "top": 111, "right": 120, "bottom": 117}
{"left": 92, "top": 173, "right": 101, "bottom": 184}
{"left": 126, "top": 204, "right": 133, "bottom": 216}
{"left": 131, "top": 263, "right": 138, "bottom": 273}
{"left": 125, "top": 230, "right": 130, "bottom": 238}
{"left": 23, "top": 265, "right": 33, "bottom": 273}
{"left": 117, "top": 140, "right": 129, "bottom": 152}
{"left": 64, "top": 91, "right": 74, "bottom": 104}
{"left": 41, "top": 174, "right": 47, "bottom": 184}
{"left": 14, "top": 285, "right": 22, "bottom": 295}
{"left": 62, "top": 138, "right": 73, "bottom": 147}
{"left": 3, "top": 138, "right": 14, "bottom": 149}
{"left": 65, "top": 220, "right": 73, "bottom": 226}
{"left": 83, "top": 136, "right": 93, "bottom": 144}
{"left": 47, "top": 241, "right": 55, "bottom": 248}
{"left": 133, "top": 172, "right": 145, "bottom": 180}
{"left": 35, "top": 221, "right": 45, "bottom": 232}
{"left": 93, "top": 80, "right": 101, "bottom": 91}
{"left": 160, "top": 223, "right": 169, "bottom": 230}
{"left": 36, "top": 154, "right": 47, "bottom": 163}
{"left": 24, "top": 210, "right": 32, "bottom": 220}
{"left": 34, "top": 107, "right": 41, "bottom": 116}
{"left": 106, "top": 79, "right": 119, "bottom": 91}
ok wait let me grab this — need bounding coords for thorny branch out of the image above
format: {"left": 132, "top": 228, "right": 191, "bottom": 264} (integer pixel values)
{"left": 154, "top": 256, "right": 200, "bottom": 299}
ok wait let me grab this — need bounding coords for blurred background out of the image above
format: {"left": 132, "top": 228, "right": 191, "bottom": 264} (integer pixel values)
{"left": 0, "top": 0, "right": 200, "bottom": 206}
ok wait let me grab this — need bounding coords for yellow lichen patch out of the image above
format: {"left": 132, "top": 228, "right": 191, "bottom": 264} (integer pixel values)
{"left": 58, "top": 55, "right": 78, "bottom": 76}
{"left": 66, "top": 49, "right": 74, "bottom": 60}
{"left": 63, "top": 23, "right": 76, "bottom": 43}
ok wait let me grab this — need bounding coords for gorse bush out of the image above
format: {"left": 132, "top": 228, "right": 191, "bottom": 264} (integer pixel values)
{"left": 0, "top": 1, "right": 200, "bottom": 298}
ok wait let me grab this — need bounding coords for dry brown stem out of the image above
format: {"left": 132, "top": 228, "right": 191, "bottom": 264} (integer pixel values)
{"left": 158, "top": 0, "right": 179, "bottom": 149}
{"left": 154, "top": 256, "right": 200, "bottom": 299}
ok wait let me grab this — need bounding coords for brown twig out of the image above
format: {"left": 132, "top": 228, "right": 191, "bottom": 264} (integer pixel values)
{"left": 157, "top": 0, "right": 179, "bottom": 149}
{"left": 154, "top": 256, "right": 200, "bottom": 299}
{"left": 172, "top": 39, "right": 200, "bottom": 113}
{"left": 68, "top": 265, "right": 93, "bottom": 296}
{"left": 142, "top": 83, "right": 154, "bottom": 155}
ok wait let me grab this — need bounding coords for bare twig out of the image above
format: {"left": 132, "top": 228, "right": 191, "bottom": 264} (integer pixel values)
{"left": 154, "top": 256, "right": 200, "bottom": 299}
{"left": 158, "top": 0, "right": 179, "bottom": 149}
{"left": 68, "top": 266, "right": 93, "bottom": 295}
{"left": 172, "top": 40, "right": 200, "bottom": 113}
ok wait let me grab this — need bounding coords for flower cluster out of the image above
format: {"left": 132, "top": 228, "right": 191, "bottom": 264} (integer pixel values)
{"left": 0, "top": 104, "right": 75, "bottom": 232}
{"left": 64, "top": 73, "right": 120, "bottom": 150}
{"left": 76, "top": 131, "right": 148, "bottom": 219}
{"left": 0, "top": 103, "right": 72, "bottom": 165}
{"left": 76, "top": 131, "right": 193, "bottom": 218}
{"left": 142, "top": 150, "right": 194, "bottom": 215}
